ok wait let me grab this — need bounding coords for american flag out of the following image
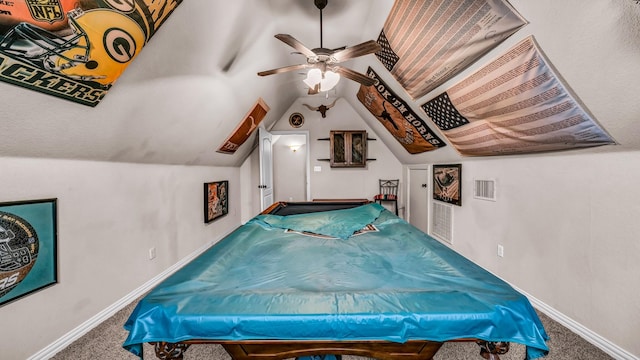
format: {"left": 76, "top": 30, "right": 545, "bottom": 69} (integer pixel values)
{"left": 421, "top": 36, "right": 615, "bottom": 156}
{"left": 376, "top": 0, "right": 527, "bottom": 100}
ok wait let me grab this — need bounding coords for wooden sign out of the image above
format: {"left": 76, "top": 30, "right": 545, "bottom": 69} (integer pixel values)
{"left": 357, "top": 67, "right": 445, "bottom": 154}
{"left": 217, "top": 98, "right": 270, "bottom": 154}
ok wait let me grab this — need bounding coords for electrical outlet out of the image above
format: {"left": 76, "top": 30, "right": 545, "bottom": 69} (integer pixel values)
{"left": 497, "top": 244, "right": 504, "bottom": 258}
{"left": 148, "top": 247, "right": 156, "bottom": 260}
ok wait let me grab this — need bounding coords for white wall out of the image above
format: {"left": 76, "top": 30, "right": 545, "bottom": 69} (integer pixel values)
{"left": 422, "top": 150, "right": 640, "bottom": 358}
{"left": 273, "top": 136, "right": 307, "bottom": 202}
{"left": 0, "top": 156, "right": 241, "bottom": 360}
{"left": 269, "top": 97, "right": 403, "bottom": 206}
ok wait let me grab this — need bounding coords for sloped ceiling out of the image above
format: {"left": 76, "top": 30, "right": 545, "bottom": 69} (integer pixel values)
{"left": 1, "top": 0, "right": 639, "bottom": 167}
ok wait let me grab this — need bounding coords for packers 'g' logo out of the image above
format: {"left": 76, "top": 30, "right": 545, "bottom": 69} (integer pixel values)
{"left": 0, "top": 212, "right": 39, "bottom": 298}
{"left": 26, "top": 0, "right": 64, "bottom": 24}
{"left": 104, "top": 27, "right": 140, "bottom": 63}
{"left": 103, "top": 0, "right": 136, "bottom": 13}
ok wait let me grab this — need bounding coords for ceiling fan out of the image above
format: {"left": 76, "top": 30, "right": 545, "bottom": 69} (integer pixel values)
{"left": 257, "top": 0, "right": 381, "bottom": 94}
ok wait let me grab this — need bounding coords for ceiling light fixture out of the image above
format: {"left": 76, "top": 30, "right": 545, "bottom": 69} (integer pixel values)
{"left": 289, "top": 144, "right": 302, "bottom": 152}
{"left": 303, "top": 68, "right": 340, "bottom": 92}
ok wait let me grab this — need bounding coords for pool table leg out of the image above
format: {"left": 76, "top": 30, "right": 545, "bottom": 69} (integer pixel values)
{"left": 151, "top": 341, "right": 191, "bottom": 359}
{"left": 476, "top": 340, "right": 510, "bottom": 359}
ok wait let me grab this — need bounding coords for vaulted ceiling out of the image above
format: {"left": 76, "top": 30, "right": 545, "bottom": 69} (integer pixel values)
{"left": 1, "top": 0, "right": 639, "bottom": 167}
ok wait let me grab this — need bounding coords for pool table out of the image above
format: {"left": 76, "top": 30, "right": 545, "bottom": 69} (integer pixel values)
{"left": 123, "top": 201, "right": 548, "bottom": 360}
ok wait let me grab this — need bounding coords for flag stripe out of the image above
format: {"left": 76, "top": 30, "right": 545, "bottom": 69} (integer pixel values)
{"left": 451, "top": 114, "right": 587, "bottom": 146}
{"left": 393, "top": 2, "right": 469, "bottom": 78}
{"left": 444, "top": 101, "right": 576, "bottom": 140}
{"left": 452, "top": 57, "right": 541, "bottom": 106}
{"left": 401, "top": 3, "right": 490, "bottom": 88}
{"left": 449, "top": 39, "right": 534, "bottom": 96}
{"left": 466, "top": 85, "right": 561, "bottom": 119}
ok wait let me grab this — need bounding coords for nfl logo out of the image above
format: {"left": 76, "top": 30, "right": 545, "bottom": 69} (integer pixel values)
{"left": 26, "top": 0, "right": 64, "bottom": 23}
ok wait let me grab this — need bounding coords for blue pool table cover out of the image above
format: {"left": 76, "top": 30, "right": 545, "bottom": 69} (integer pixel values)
{"left": 123, "top": 203, "right": 549, "bottom": 358}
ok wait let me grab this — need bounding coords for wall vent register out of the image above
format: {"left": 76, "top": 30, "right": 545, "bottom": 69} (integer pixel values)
{"left": 432, "top": 201, "right": 453, "bottom": 244}
{"left": 474, "top": 179, "right": 496, "bottom": 201}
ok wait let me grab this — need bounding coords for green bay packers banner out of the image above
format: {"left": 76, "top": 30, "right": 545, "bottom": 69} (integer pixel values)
{"left": 0, "top": 199, "right": 57, "bottom": 307}
{"left": 357, "top": 67, "right": 445, "bottom": 154}
{"left": 376, "top": 0, "right": 527, "bottom": 100}
{"left": 0, "top": 0, "right": 182, "bottom": 107}
{"left": 421, "top": 36, "right": 615, "bottom": 156}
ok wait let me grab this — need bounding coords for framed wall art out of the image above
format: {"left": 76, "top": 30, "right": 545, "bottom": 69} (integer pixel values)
{"left": 289, "top": 112, "right": 304, "bottom": 128}
{"left": 0, "top": 198, "right": 57, "bottom": 307}
{"left": 433, "top": 164, "right": 462, "bottom": 206}
{"left": 204, "top": 181, "right": 228, "bottom": 223}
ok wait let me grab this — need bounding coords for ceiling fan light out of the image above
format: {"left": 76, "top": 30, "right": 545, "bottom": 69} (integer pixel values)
{"left": 320, "top": 70, "right": 340, "bottom": 91}
{"left": 303, "top": 68, "right": 322, "bottom": 89}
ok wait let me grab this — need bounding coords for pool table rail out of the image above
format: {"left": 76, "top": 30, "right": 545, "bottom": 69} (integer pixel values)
{"left": 151, "top": 339, "right": 509, "bottom": 360}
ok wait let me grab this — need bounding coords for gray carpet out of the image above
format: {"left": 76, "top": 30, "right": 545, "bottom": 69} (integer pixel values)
{"left": 51, "top": 298, "right": 614, "bottom": 360}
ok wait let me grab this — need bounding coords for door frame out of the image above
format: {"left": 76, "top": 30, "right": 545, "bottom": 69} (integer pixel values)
{"left": 271, "top": 130, "right": 311, "bottom": 202}
{"left": 259, "top": 127, "right": 274, "bottom": 211}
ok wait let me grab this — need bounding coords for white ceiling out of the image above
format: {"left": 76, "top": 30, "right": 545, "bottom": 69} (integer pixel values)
{"left": 1, "top": 0, "right": 639, "bottom": 167}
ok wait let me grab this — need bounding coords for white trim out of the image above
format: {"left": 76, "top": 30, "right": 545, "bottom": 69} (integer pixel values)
{"left": 514, "top": 286, "right": 638, "bottom": 360}
{"left": 28, "top": 228, "right": 236, "bottom": 360}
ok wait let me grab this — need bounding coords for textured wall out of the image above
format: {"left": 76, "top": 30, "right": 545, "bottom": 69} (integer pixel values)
{"left": 0, "top": 157, "right": 240, "bottom": 359}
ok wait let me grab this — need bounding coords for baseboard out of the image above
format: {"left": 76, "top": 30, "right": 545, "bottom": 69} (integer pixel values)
{"left": 513, "top": 285, "right": 637, "bottom": 360}
{"left": 28, "top": 227, "right": 236, "bottom": 360}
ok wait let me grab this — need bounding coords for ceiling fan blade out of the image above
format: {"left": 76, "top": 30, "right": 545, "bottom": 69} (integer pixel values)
{"left": 275, "top": 34, "right": 317, "bottom": 58}
{"left": 258, "top": 63, "right": 309, "bottom": 77}
{"left": 331, "top": 40, "right": 382, "bottom": 63}
{"left": 333, "top": 66, "right": 376, "bottom": 86}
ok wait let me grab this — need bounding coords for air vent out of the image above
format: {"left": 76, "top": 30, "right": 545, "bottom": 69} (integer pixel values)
{"left": 432, "top": 201, "right": 453, "bottom": 244}
{"left": 474, "top": 179, "right": 496, "bottom": 201}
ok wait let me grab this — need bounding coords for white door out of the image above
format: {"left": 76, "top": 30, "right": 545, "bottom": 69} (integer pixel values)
{"left": 408, "top": 168, "right": 429, "bottom": 233}
{"left": 259, "top": 127, "right": 274, "bottom": 211}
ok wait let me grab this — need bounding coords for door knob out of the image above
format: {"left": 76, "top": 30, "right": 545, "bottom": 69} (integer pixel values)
{"left": 421, "top": 184, "right": 427, "bottom": 188}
